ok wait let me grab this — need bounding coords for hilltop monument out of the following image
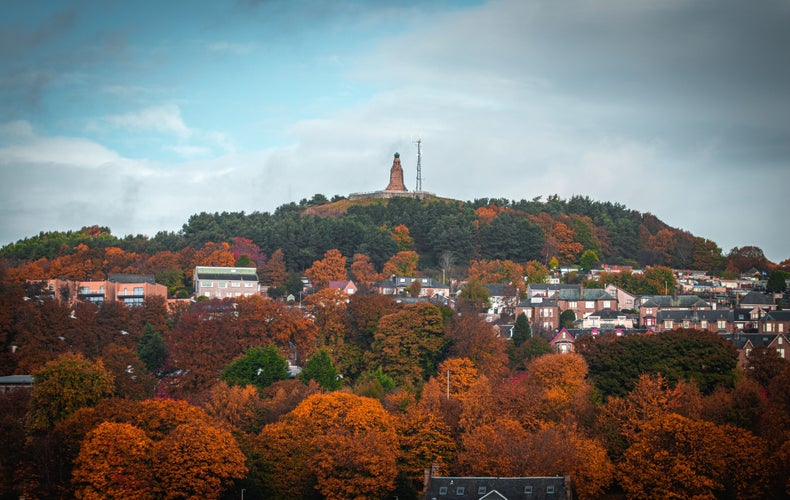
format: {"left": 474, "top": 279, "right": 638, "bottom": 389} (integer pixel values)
{"left": 348, "top": 145, "right": 435, "bottom": 200}
{"left": 385, "top": 153, "right": 408, "bottom": 192}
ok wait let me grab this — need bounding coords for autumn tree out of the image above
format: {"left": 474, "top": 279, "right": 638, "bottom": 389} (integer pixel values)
{"left": 302, "top": 287, "right": 349, "bottom": 347}
{"left": 72, "top": 422, "right": 154, "bottom": 500}
{"left": 100, "top": 344, "right": 156, "bottom": 400}
{"left": 29, "top": 352, "right": 114, "bottom": 429}
{"left": 390, "top": 224, "right": 414, "bottom": 251}
{"left": 260, "top": 248, "right": 287, "bottom": 287}
{"left": 524, "top": 353, "right": 591, "bottom": 424}
{"left": 305, "top": 248, "right": 347, "bottom": 289}
{"left": 395, "top": 406, "right": 456, "bottom": 489}
{"left": 350, "top": 253, "right": 379, "bottom": 287}
{"left": 153, "top": 421, "right": 247, "bottom": 499}
{"left": 457, "top": 278, "right": 491, "bottom": 312}
{"left": 253, "top": 392, "right": 399, "bottom": 499}
{"left": 381, "top": 250, "right": 420, "bottom": 277}
{"left": 371, "top": 302, "right": 446, "bottom": 388}
{"left": 523, "top": 260, "right": 549, "bottom": 284}
{"left": 618, "top": 413, "right": 769, "bottom": 499}
{"left": 444, "top": 314, "right": 509, "bottom": 379}
{"left": 201, "top": 381, "right": 262, "bottom": 434}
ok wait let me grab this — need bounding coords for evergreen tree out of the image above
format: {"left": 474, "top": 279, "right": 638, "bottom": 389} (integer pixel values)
{"left": 137, "top": 323, "right": 167, "bottom": 374}
{"left": 221, "top": 345, "right": 289, "bottom": 390}
{"left": 512, "top": 312, "right": 531, "bottom": 346}
{"left": 299, "top": 348, "right": 341, "bottom": 390}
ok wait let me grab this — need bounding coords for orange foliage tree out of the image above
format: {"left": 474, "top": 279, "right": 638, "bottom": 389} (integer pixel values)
{"left": 72, "top": 422, "right": 154, "bottom": 500}
{"left": 305, "top": 249, "right": 347, "bottom": 289}
{"left": 524, "top": 353, "right": 591, "bottom": 424}
{"left": 254, "top": 392, "right": 399, "bottom": 499}
{"left": 302, "top": 287, "right": 349, "bottom": 348}
{"left": 152, "top": 420, "right": 248, "bottom": 500}
{"left": 444, "top": 314, "right": 509, "bottom": 379}
{"left": 371, "top": 302, "right": 446, "bottom": 387}
{"left": 381, "top": 250, "right": 420, "bottom": 277}
{"left": 618, "top": 413, "right": 769, "bottom": 499}
{"left": 350, "top": 253, "right": 379, "bottom": 287}
{"left": 259, "top": 248, "right": 287, "bottom": 287}
{"left": 467, "top": 259, "right": 525, "bottom": 295}
{"left": 390, "top": 224, "right": 414, "bottom": 251}
{"left": 395, "top": 406, "right": 456, "bottom": 488}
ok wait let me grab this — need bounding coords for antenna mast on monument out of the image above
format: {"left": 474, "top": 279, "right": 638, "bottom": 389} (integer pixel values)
{"left": 415, "top": 138, "right": 423, "bottom": 192}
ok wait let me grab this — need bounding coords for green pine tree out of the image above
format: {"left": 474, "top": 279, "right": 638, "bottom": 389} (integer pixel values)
{"left": 137, "top": 323, "right": 167, "bottom": 374}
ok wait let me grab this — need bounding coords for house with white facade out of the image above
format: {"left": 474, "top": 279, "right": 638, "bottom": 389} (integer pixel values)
{"left": 193, "top": 266, "right": 260, "bottom": 299}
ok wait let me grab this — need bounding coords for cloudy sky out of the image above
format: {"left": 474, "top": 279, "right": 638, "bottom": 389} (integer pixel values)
{"left": 1, "top": 0, "right": 789, "bottom": 262}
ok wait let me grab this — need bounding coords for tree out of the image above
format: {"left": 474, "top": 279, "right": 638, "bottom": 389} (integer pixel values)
{"left": 152, "top": 420, "right": 248, "bottom": 500}
{"left": 371, "top": 302, "right": 446, "bottom": 387}
{"left": 390, "top": 224, "right": 415, "bottom": 251}
{"left": 560, "top": 309, "right": 576, "bottom": 328}
{"left": 305, "top": 248, "right": 347, "bottom": 289}
{"left": 29, "top": 353, "right": 114, "bottom": 429}
{"left": 382, "top": 250, "right": 420, "bottom": 277}
{"left": 221, "top": 345, "right": 289, "bottom": 390}
{"left": 512, "top": 312, "right": 531, "bottom": 346}
{"left": 618, "top": 413, "right": 769, "bottom": 499}
{"left": 445, "top": 315, "right": 509, "bottom": 379}
{"left": 299, "top": 348, "right": 341, "bottom": 390}
{"left": 727, "top": 245, "right": 769, "bottom": 273}
{"left": 457, "top": 278, "right": 491, "bottom": 312}
{"left": 72, "top": 422, "right": 154, "bottom": 500}
{"left": 407, "top": 278, "right": 422, "bottom": 297}
{"left": 766, "top": 270, "right": 788, "bottom": 294}
{"left": 137, "top": 323, "right": 167, "bottom": 374}
{"left": 260, "top": 248, "right": 287, "bottom": 287}
{"left": 253, "top": 392, "right": 399, "bottom": 499}
{"left": 579, "top": 249, "right": 599, "bottom": 270}
{"left": 350, "top": 253, "right": 379, "bottom": 287}
{"left": 100, "top": 344, "right": 156, "bottom": 400}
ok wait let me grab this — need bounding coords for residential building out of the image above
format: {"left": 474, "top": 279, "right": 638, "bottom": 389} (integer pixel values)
{"left": 378, "top": 276, "right": 450, "bottom": 298}
{"left": 760, "top": 310, "right": 790, "bottom": 334}
{"left": 515, "top": 297, "right": 560, "bottom": 334}
{"left": 484, "top": 284, "right": 519, "bottom": 317}
{"left": 43, "top": 274, "right": 166, "bottom": 307}
{"left": 581, "top": 308, "right": 635, "bottom": 330}
{"left": 328, "top": 280, "right": 358, "bottom": 295}
{"left": 556, "top": 288, "right": 617, "bottom": 320}
{"left": 550, "top": 328, "right": 576, "bottom": 353}
{"left": 656, "top": 309, "right": 734, "bottom": 333}
{"left": 637, "top": 295, "right": 710, "bottom": 327}
{"left": 604, "top": 284, "right": 637, "bottom": 310}
{"left": 424, "top": 475, "right": 572, "bottom": 500}
{"left": 193, "top": 266, "right": 260, "bottom": 299}
{"left": 739, "top": 291, "right": 777, "bottom": 311}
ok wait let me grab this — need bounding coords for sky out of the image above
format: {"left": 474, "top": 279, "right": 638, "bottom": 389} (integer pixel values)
{"left": 1, "top": 0, "right": 789, "bottom": 263}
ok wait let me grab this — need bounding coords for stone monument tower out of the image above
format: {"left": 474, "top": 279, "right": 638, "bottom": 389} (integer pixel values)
{"left": 385, "top": 153, "right": 408, "bottom": 192}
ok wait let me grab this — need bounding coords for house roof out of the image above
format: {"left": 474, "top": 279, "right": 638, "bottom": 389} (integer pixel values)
{"left": 639, "top": 295, "right": 709, "bottom": 308}
{"left": 328, "top": 280, "right": 356, "bottom": 290}
{"left": 195, "top": 266, "right": 259, "bottom": 281}
{"left": 424, "top": 476, "right": 570, "bottom": 500}
{"left": 741, "top": 291, "right": 775, "bottom": 306}
{"left": 656, "top": 309, "right": 734, "bottom": 322}
{"left": 516, "top": 297, "right": 558, "bottom": 308}
{"left": 763, "top": 310, "right": 790, "bottom": 321}
{"left": 484, "top": 284, "right": 517, "bottom": 297}
{"left": 0, "top": 375, "right": 33, "bottom": 385}
{"left": 107, "top": 273, "right": 156, "bottom": 284}
{"left": 588, "top": 308, "right": 624, "bottom": 320}
{"left": 380, "top": 276, "right": 448, "bottom": 289}
{"left": 721, "top": 332, "right": 782, "bottom": 349}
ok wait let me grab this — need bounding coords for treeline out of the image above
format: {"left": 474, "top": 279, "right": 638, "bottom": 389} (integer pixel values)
{"left": 2, "top": 194, "right": 744, "bottom": 275}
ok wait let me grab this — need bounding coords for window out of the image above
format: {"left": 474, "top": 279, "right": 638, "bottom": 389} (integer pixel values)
{"left": 477, "top": 486, "right": 487, "bottom": 495}
{"left": 701, "top": 320, "right": 707, "bottom": 329}
{"left": 219, "top": 282, "right": 228, "bottom": 288}
{"left": 231, "top": 282, "right": 241, "bottom": 288}
{"left": 665, "top": 320, "right": 673, "bottom": 329}
{"left": 778, "top": 348, "right": 785, "bottom": 358}
{"left": 244, "top": 283, "right": 255, "bottom": 288}
{"left": 204, "top": 292, "right": 211, "bottom": 297}
{"left": 202, "top": 281, "right": 213, "bottom": 287}
{"left": 717, "top": 320, "right": 726, "bottom": 329}
{"left": 133, "top": 287, "right": 143, "bottom": 295}
{"left": 568, "top": 301, "right": 577, "bottom": 308}
{"left": 603, "top": 301, "right": 611, "bottom": 308}
{"left": 547, "top": 485, "right": 555, "bottom": 494}
{"left": 779, "top": 336, "right": 783, "bottom": 344}
{"left": 438, "top": 487, "right": 447, "bottom": 495}
{"left": 683, "top": 321, "right": 690, "bottom": 328}
{"left": 586, "top": 301, "right": 594, "bottom": 309}
{"left": 456, "top": 487, "right": 465, "bottom": 495}
{"left": 524, "top": 486, "right": 533, "bottom": 494}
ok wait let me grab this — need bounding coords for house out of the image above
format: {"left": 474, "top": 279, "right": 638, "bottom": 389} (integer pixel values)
{"left": 604, "top": 284, "right": 637, "bottom": 310}
{"left": 0, "top": 375, "right": 33, "bottom": 394}
{"left": 581, "top": 308, "right": 635, "bottom": 330}
{"left": 378, "top": 276, "right": 450, "bottom": 298}
{"left": 655, "top": 309, "right": 734, "bottom": 333}
{"left": 721, "top": 332, "right": 789, "bottom": 367}
{"left": 526, "top": 283, "right": 579, "bottom": 299}
{"left": 193, "top": 266, "right": 260, "bottom": 299}
{"left": 424, "top": 475, "right": 573, "bottom": 500}
{"left": 637, "top": 295, "right": 710, "bottom": 328}
{"left": 484, "top": 284, "right": 519, "bottom": 317}
{"left": 759, "top": 310, "right": 790, "bottom": 334}
{"left": 733, "top": 308, "right": 761, "bottom": 332}
{"left": 739, "top": 291, "right": 777, "bottom": 311}
{"left": 328, "top": 280, "right": 358, "bottom": 295}
{"left": 549, "top": 328, "right": 576, "bottom": 353}
{"left": 43, "top": 274, "right": 167, "bottom": 307}
{"left": 555, "top": 288, "right": 617, "bottom": 321}
{"left": 515, "top": 297, "right": 560, "bottom": 335}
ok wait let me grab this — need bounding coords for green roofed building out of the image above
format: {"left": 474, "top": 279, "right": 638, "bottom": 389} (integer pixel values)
{"left": 193, "top": 266, "right": 260, "bottom": 299}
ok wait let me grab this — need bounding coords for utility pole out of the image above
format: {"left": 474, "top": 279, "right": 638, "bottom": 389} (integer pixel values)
{"left": 415, "top": 138, "right": 423, "bottom": 192}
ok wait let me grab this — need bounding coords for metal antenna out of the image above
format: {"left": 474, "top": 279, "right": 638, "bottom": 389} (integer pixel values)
{"left": 415, "top": 138, "right": 422, "bottom": 192}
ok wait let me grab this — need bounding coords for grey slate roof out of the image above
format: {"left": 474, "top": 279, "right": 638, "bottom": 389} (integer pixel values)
{"left": 721, "top": 332, "right": 783, "bottom": 350}
{"left": 107, "top": 273, "right": 156, "bottom": 284}
{"left": 484, "top": 284, "right": 517, "bottom": 297}
{"left": 740, "top": 291, "right": 775, "bottom": 307}
{"left": 656, "top": 309, "right": 733, "bottom": 322}
{"left": 424, "top": 476, "right": 571, "bottom": 500}
{"left": 588, "top": 308, "right": 625, "bottom": 320}
{"left": 640, "top": 295, "right": 709, "bottom": 308}
{"left": 764, "top": 310, "right": 790, "bottom": 321}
